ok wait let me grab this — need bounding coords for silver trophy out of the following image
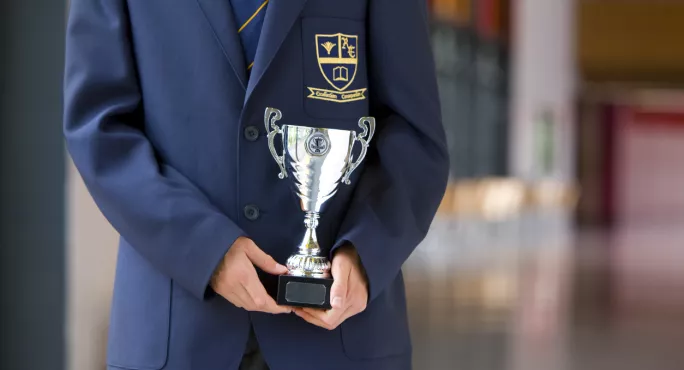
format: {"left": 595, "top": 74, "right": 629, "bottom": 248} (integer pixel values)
{"left": 264, "top": 107, "right": 375, "bottom": 308}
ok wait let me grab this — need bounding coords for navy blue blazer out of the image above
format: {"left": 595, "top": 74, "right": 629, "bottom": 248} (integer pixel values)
{"left": 64, "top": 0, "right": 448, "bottom": 369}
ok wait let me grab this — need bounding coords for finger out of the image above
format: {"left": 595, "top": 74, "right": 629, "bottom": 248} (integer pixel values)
{"left": 338, "top": 304, "right": 363, "bottom": 324}
{"left": 224, "top": 292, "right": 244, "bottom": 309}
{"left": 242, "top": 269, "right": 291, "bottom": 314}
{"left": 319, "top": 299, "right": 365, "bottom": 328}
{"left": 301, "top": 307, "right": 345, "bottom": 329}
{"left": 232, "top": 285, "right": 254, "bottom": 310}
{"left": 258, "top": 296, "right": 291, "bottom": 314}
{"left": 243, "top": 284, "right": 290, "bottom": 314}
{"left": 244, "top": 243, "right": 289, "bottom": 275}
{"left": 294, "top": 308, "right": 335, "bottom": 330}
{"left": 330, "top": 259, "right": 352, "bottom": 309}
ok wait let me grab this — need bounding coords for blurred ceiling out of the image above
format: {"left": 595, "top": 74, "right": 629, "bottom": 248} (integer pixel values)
{"left": 579, "top": 1, "right": 684, "bottom": 83}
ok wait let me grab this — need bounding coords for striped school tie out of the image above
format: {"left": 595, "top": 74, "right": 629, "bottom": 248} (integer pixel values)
{"left": 230, "top": 0, "right": 269, "bottom": 77}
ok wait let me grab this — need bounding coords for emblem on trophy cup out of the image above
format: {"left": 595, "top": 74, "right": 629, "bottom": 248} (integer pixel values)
{"left": 264, "top": 107, "right": 375, "bottom": 309}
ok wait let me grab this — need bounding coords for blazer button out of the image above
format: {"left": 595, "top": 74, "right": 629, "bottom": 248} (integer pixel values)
{"left": 243, "top": 205, "right": 260, "bottom": 221}
{"left": 244, "top": 126, "right": 260, "bottom": 142}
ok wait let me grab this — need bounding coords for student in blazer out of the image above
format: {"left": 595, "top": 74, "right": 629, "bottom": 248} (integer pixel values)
{"left": 63, "top": 0, "right": 449, "bottom": 369}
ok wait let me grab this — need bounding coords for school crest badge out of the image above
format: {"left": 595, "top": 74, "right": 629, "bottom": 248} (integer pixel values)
{"left": 307, "top": 33, "right": 367, "bottom": 103}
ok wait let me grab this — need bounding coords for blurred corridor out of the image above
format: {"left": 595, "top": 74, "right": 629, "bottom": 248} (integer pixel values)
{"left": 405, "top": 208, "right": 684, "bottom": 370}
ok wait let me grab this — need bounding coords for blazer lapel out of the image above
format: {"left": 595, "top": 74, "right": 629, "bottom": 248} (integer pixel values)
{"left": 196, "top": 0, "right": 248, "bottom": 89}
{"left": 244, "top": 0, "right": 309, "bottom": 103}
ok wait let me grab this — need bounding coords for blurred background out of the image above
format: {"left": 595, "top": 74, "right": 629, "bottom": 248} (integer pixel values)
{"left": 2, "top": 0, "right": 684, "bottom": 369}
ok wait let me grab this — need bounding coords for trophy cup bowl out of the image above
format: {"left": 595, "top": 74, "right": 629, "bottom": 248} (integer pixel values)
{"left": 264, "top": 107, "right": 375, "bottom": 309}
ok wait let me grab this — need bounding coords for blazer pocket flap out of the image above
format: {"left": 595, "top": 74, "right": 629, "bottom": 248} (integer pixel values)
{"left": 341, "top": 276, "right": 411, "bottom": 360}
{"left": 107, "top": 243, "right": 172, "bottom": 370}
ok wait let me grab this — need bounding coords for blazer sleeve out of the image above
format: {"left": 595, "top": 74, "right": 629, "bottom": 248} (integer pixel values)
{"left": 331, "top": 0, "right": 449, "bottom": 302}
{"left": 63, "top": 0, "right": 244, "bottom": 300}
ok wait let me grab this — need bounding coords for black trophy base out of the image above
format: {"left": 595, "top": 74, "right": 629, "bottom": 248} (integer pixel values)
{"left": 277, "top": 275, "right": 333, "bottom": 309}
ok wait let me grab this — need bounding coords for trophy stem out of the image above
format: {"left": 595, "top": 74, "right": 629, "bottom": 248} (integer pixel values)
{"left": 285, "top": 212, "right": 331, "bottom": 278}
{"left": 297, "top": 212, "right": 321, "bottom": 256}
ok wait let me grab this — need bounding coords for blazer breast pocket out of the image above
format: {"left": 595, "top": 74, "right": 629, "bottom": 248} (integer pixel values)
{"left": 107, "top": 242, "right": 171, "bottom": 370}
{"left": 301, "top": 17, "right": 369, "bottom": 121}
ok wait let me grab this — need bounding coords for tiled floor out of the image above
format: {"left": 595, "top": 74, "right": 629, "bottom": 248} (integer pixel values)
{"left": 404, "top": 215, "right": 684, "bottom": 370}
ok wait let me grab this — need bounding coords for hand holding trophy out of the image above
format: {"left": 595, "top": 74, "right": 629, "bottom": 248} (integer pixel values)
{"left": 264, "top": 107, "right": 375, "bottom": 309}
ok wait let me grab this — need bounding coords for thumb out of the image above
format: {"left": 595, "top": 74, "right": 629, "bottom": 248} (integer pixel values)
{"left": 330, "top": 258, "right": 351, "bottom": 309}
{"left": 244, "top": 243, "right": 288, "bottom": 275}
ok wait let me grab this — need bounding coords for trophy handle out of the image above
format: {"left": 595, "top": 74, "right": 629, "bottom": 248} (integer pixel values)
{"left": 342, "top": 117, "right": 376, "bottom": 185}
{"left": 264, "top": 107, "right": 288, "bottom": 179}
